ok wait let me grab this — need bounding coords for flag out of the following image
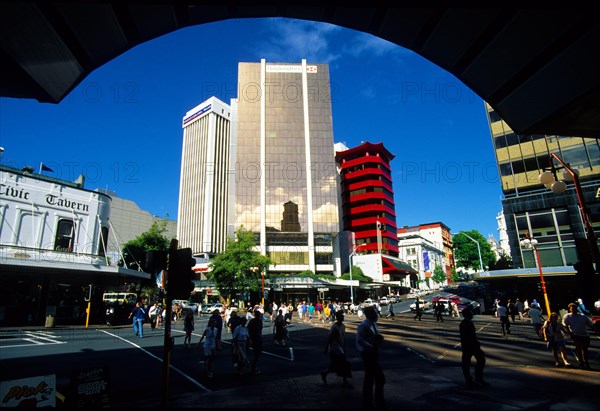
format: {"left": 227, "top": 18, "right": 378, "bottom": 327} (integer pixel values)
{"left": 40, "top": 163, "right": 54, "bottom": 173}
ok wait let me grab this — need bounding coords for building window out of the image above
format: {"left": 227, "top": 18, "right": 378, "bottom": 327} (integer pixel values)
{"left": 99, "top": 226, "right": 109, "bottom": 256}
{"left": 55, "top": 219, "right": 75, "bottom": 252}
{"left": 514, "top": 209, "right": 573, "bottom": 267}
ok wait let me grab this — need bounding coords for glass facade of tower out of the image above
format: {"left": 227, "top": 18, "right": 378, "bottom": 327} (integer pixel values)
{"left": 486, "top": 102, "right": 600, "bottom": 269}
{"left": 235, "top": 60, "right": 339, "bottom": 275}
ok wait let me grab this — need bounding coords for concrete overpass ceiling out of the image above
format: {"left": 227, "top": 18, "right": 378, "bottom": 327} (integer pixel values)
{"left": 1, "top": 4, "right": 598, "bottom": 137}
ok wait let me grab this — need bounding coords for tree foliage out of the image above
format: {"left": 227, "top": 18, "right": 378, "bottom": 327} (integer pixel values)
{"left": 431, "top": 264, "right": 447, "bottom": 284}
{"left": 452, "top": 230, "right": 496, "bottom": 270}
{"left": 450, "top": 268, "right": 461, "bottom": 284}
{"left": 340, "top": 265, "right": 373, "bottom": 282}
{"left": 489, "top": 252, "right": 513, "bottom": 270}
{"left": 208, "top": 227, "right": 272, "bottom": 303}
{"left": 121, "top": 220, "right": 170, "bottom": 271}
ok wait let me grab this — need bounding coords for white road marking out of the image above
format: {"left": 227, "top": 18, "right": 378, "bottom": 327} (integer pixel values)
{"left": 98, "top": 329, "right": 211, "bottom": 393}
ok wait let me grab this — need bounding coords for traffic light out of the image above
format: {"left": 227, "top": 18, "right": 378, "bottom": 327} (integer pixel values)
{"left": 145, "top": 250, "right": 167, "bottom": 273}
{"left": 168, "top": 248, "right": 195, "bottom": 300}
{"left": 145, "top": 250, "right": 167, "bottom": 285}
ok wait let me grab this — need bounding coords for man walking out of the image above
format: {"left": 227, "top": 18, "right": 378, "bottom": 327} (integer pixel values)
{"left": 386, "top": 302, "right": 395, "bottom": 320}
{"left": 528, "top": 303, "right": 544, "bottom": 339}
{"left": 413, "top": 298, "right": 422, "bottom": 321}
{"left": 129, "top": 302, "right": 147, "bottom": 338}
{"left": 247, "top": 309, "right": 264, "bottom": 374}
{"left": 459, "top": 305, "right": 488, "bottom": 388}
{"left": 356, "top": 306, "right": 385, "bottom": 409}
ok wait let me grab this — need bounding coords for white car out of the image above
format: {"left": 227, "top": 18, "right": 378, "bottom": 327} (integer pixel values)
{"left": 409, "top": 299, "right": 431, "bottom": 311}
{"left": 379, "top": 297, "right": 389, "bottom": 306}
{"left": 203, "top": 303, "right": 224, "bottom": 314}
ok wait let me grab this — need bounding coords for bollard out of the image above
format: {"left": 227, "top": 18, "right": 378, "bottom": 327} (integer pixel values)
{"left": 289, "top": 346, "right": 294, "bottom": 361}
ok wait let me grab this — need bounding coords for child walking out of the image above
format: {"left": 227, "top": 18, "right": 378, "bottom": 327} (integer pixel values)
{"left": 183, "top": 310, "right": 194, "bottom": 348}
{"left": 198, "top": 318, "right": 218, "bottom": 378}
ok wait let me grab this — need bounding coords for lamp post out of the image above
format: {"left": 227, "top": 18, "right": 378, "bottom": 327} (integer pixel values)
{"left": 348, "top": 243, "right": 367, "bottom": 304}
{"left": 261, "top": 270, "right": 265, "bottom": 307}
{"left": 540, "top": 153, "right": 600, "bottom": 274}
{"left": 519, "top": 235, "right": 552, "bottom": 318}
{"left": 250, "top": 265, "right": 262, "bottom": 306}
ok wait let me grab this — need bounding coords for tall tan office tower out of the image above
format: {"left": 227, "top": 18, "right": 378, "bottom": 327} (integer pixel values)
{"left": 235, "top": 59, "right": 340, "bottom": 277}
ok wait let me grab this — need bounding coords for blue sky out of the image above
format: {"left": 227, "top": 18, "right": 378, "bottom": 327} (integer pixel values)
{"left": 0, "top": 18, "right": 503, "bottom": 239}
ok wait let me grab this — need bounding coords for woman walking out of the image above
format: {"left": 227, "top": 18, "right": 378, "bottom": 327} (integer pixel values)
{"left": 273, "top": 309, "right": 287, "bottom": 346}
{"left": 542, "top": 312, "right": 571, "bottom": 367}
{"left": 183, "top": 310, "right": 194, "bottom": 348}
{"left": 232, "top": 317, "right": 250, "bottom": 375}
{"left": 321, "top": 311, "right": 352, "bottom": 387}
{"left": 198, "top": 318, "right": 218, "bottom": 378}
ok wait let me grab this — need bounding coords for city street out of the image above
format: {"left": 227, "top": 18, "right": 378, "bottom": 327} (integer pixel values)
{"left": 1, "top": 306, "right": 598, "bottom": 408}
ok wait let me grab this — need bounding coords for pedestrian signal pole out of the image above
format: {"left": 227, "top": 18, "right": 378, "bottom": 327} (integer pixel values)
{"left": 161, "top": 238, "right": 178, "bottom": 408}
{"left": 84, "top": 284, "right": 92, "bottom": 328}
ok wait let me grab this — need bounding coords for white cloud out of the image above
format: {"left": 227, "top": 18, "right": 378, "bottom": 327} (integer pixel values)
{"left": 257, "top": 18, "right": 410, "bottom": 64}
{"left": 258, "top": 19, "right": 342, "bottom": 63}
{"left": 345, "top": 33, "right": 399, "bottom": 57}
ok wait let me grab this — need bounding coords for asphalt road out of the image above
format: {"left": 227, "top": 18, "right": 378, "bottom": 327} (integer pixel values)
{"left": 2, "top": 297, "right": 598, "bottom": 408}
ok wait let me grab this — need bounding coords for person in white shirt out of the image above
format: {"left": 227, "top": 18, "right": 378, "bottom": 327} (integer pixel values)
{"left": 563, "top": 302, "right": 594, "bottom": 369}
{"left": 148, "top": 302, "right": 159, "bottom": 330}
{"left": 496, "top": 302, "right": 510, "bottom": 335}
{"left": 528, "top": 305, "right": 544, "bottom": 339}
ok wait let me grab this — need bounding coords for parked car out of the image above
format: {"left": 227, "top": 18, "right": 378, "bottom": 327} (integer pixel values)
{"left": 409, "top": 299, "right": 431, "bottom": 311}
{"left": 363, "top": 299, "right": 375, "bottom": 306}
{"left": 203, "top": 302, "right": 224, "bottom": 314}
{"left": 457, "top": 300, "right": 481, "bottom": 314}
{"left": 431, "top": 295, "right": 461, "bottom": 304}
{"left": 379, "top": 297, "right": 389, "bottom": 306}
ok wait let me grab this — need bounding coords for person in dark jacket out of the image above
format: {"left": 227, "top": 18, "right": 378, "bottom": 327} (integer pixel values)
{"left": 459, "top": 306, "right": 488, "bottom": 388}
{"left": 247, "top": 309, "right": 263, "bottom": 374}
{"left": 356, "top": 305, "right": 385, "bottom": 409}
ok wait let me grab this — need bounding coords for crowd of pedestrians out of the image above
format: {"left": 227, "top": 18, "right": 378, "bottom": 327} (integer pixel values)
{"left": 118, "top": 292, "right": 597, "bottom": 409}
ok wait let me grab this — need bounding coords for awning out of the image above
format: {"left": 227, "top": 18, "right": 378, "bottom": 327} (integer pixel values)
{"left": 382, "top": 256, "right": 418, "bottom": 275}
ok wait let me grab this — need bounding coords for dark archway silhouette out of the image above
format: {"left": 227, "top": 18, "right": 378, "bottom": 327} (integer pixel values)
{"left": 1, "top": 5, "right": 598, "bottom": 137}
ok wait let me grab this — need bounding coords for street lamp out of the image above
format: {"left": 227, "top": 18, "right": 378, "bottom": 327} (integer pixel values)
{"left": 348, "top": 243, "right": 367, "bottom": 304}
{"left": 519, "top": 234, "right": 552, "bottom": 318}
{"left": 261, "top": 270, "right": 265, "bottom": 307}
{"left": 250, "top": 265, "right": 263, "bottom": 306}
{"left": 539, "top": 153, "right": 600, "bottom": 274}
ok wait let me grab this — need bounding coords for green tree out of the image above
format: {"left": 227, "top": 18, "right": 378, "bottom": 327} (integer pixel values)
{"left": 208, "top": 227, "right": 272, "bottom": 303}
{"left": 340, "top": 265, "right": 373, "bottom": 282}
{"left": 431, "top": 264, "right": 447, "bottom": 285}
{"left": 489, "top": 252, "right": 513, "bottom": 270}
{"left": 121, "top": 220, "right": 170, "bottom": 271}
{"left": 450, "top": 268, "right": 461, "bottom": 284}
{"left": 452, "top": 230, "right": 495, "bottom": 271}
